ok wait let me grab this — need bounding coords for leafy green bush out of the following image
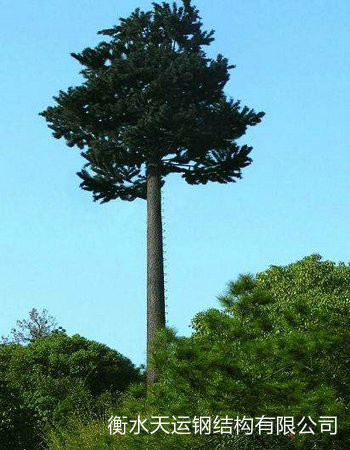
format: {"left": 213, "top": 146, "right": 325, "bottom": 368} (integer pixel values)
{"left": 0, "top": 332, "right": 142, "bottom": 449}
{"left": 48, "top": 255, "right": 350, "bottom": 450}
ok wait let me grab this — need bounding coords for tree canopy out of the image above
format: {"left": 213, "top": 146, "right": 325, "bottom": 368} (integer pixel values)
{"left": 48, "top": 255, "right": 350, "bottom": 450}
{"left": 40, "top": 0, "right": 264, "bottom": 203}
{"left": 0, "top": 332, "right": 142, "bottom": 450}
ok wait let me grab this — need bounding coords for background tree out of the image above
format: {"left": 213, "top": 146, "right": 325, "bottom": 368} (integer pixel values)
{"left": 48, "top": 255, "right": 350, "bottom": 450}
{"left": 1, "top": 308, "right": 61, "bottom": 345}
{"left": 0, "top": 331, "right": 142, "bottom": 450}
{"left": 40, "top": 0, "right": 264, "bottom": 384}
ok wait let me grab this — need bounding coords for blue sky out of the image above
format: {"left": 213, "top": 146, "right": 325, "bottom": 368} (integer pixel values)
{"left": 1, "top": 0, "right": 349, "bottom": 365}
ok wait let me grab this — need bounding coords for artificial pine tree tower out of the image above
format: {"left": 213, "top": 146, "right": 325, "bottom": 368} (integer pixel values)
{"left": 40, "top": 0, "right": 264, "bottom": 385}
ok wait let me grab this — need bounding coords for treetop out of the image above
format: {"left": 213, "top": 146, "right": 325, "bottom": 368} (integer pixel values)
{"left": 40, "top": 0, "right": 264, "bottom": 202}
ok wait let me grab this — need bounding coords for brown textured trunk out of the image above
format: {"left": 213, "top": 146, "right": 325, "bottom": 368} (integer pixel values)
{"left": 146, "top": 163, "right": 165, "bottom": 386}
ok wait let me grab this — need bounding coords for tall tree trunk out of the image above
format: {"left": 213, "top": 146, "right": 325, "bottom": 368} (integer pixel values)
{"left": 146, "top": 163, "right": 165, "bottom": 386}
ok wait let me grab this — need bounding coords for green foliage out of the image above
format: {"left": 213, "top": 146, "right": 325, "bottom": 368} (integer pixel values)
{"left": 40, "top": 0, "right": 264, "bottom": 202}
{"left": 0, "top": 332, "right": 141, "bottom": 450}
{"left": 48, "top": 255, "right": 350, "bottom": 450}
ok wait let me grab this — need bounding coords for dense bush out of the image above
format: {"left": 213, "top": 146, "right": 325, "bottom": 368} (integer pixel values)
{"left": 48, "top": 255, "right": 350, "bottom": 450}
{"left": 0, "top": 332, "right": 142, "bottom": 449}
